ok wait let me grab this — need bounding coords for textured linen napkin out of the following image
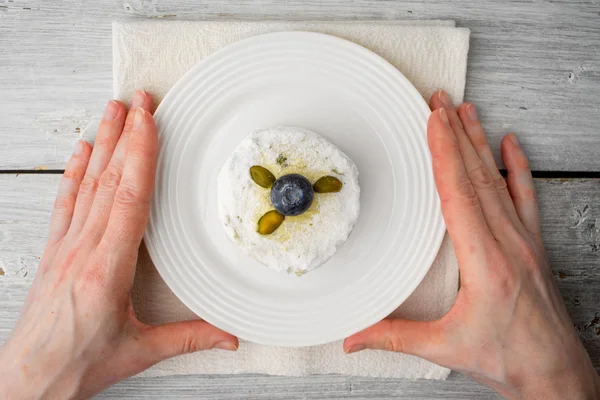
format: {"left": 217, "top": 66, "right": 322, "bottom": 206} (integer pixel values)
{"left": 114, "top": 20, "right": 470, "bottom": 380}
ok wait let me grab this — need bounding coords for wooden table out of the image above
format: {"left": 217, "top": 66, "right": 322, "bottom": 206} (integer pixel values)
{"left": 1, "top": 1, "right": 598, "bottom": 398}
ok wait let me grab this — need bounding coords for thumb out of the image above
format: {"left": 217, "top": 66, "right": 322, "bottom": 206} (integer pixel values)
{"left": 343, "top": 318, "right": 445, "bottom": 359}
{"left": 140, "top": 320, "right": 239, "bottom": 362}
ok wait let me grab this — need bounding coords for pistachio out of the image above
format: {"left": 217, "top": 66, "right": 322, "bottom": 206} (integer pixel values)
{"left": 313, "top": 176, "right": 343, "bottom": 193}
{"left": 257, "top": 210, "right": 285, "bottom": 235}
{"left": 250, "top": 166, "right": 276, "bottom": 188}
{"left": 276, "top": 154, "right": 288, "bottom": 167}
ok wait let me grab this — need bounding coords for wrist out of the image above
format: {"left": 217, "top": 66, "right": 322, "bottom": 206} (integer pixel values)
{"left": 0, "top": 341, "right": 82, "bottom": 400}
{"left": 514, "top": 367, "right": 600, "bottom": 400}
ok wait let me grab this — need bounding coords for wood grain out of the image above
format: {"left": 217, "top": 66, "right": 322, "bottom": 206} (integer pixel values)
{"left": 100, "top": 372, "right": 499, "bottom": 399}
{"left": 0, "top": 0, "right": 599, "bottom": 170}
{"left": 0, "top": 174, "right": 598, "bottom": 398}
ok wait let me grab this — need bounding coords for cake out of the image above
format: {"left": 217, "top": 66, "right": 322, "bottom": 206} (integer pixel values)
{"left": 217, "top": 126, "right": 360, "bottom": 276}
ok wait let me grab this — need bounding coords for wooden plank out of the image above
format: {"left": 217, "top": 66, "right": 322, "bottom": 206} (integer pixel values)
{"left": 0, "top": 174, "right": 598, "bottom": 398}
{"left": 99, "top": 372, "right": 499, "bottom": 399}
{"left": 0, "top": 0, "right": 599, "bottom": 171}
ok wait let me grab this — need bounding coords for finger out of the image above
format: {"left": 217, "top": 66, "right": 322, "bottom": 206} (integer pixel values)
{"left": 430, "top": 91, "right": 516, "bottom": 244}
{"left": 501, "top": 133, "right": 541, "bottom": 238}
{"left": 429, "top": 89, "right": 453, "bottom": 111}
{"left": 47, "top": 141, "right": 93, "bottom": 244}
{"left": 344, "top": 319, "right": 446, "bottom": 361}
{"left": 427, "top": 109, "right": 498, "bottom": 275}
{"left": 102, "top": 108, "right": 157, "bottom": 261}
{"left": 456, "top": 102, "right": 526, "bottom": 233}
{"left": 85, "top": 91, "right": 154, "bottom": 241}
{"left": 139, "top": 320, "right": 238, "bottom": 363}
{"left": 68, "top": 100, "right": 127, "bottom": 235}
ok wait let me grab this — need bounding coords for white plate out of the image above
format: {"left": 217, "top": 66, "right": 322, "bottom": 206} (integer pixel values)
{"left": 145, "top": 31, "right": 445, "bottom": 347}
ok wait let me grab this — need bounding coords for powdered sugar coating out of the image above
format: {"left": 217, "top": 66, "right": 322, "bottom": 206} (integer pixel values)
{"left": 217, "top": 126, "right": 360, "bottom": 275}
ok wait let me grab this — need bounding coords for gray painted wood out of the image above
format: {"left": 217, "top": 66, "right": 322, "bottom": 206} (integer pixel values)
{"left": 0, "top": 175, "right": 598, "bottom": 398}
{"left": 0, "top": 0, "right": 599, "bottom": 171}
{"left": 99, "top": 372, "right": 499, "bottom": 399}
{"left": 1, "top": 0, "right": 599, "bottom": 397}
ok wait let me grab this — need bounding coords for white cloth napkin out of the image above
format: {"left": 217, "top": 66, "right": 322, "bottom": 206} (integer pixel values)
{"left": 114, "top": 20, "right": 470, "bottom": 380}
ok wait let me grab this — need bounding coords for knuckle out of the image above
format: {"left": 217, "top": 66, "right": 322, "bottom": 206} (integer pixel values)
{"left": 471, "top": 132, "right": 489, "bottom": 151}
{"left": 516, "top": 153, "right": 530, "bottom": 170}
{"left": 114, "top": 181, "right": 145, "bottom": 208}
{"left": 452, "top": 178, "right": 479, "bottom": 208}
{"left": 495, "top": 267, "right": 514, "bottom": 289}
{"left": 512, "top": 186, "right": 537, "bottom": 205}
{"left": 128, "top": 143, "right": 156, "bottom": 162}
{"left": 522, "top": 187, "right": 537, "bottom": 202}
{"left": 63, "top": 168, "right": 84, "bottom": 183}
{"left": 55, "top": 245, "right": 80, "bottom": 283}
{"left": 484, "top": 250, "right": 523, "bottom": 300}
{"left": 180, "top": 334, "right": 201, "bottom": 354}
{"left": 456, "top": 170, "right": 478, "bottom": 196}
{"left": 491, "top": 266, "right": 518, "bottom": 300}
{"left": 74, "top": 266, "right": 106, "bottom": 292}
{"left": 53, "top": 192, "right": 76, "bottom": 213}
{"left": 430, "top": 152, "right": 446, "bottom": 174}
{"left": 79, "top": 175, "right": 100, "bottom": 197}
{"left": 493, "top": 175, "right": 508, "bottom": 192}
{"left": 430, "top": 132, "right": 460, "bottom": 170}
{"left": 382, "top": 335, "right": 404, "bottom": 353}
{"left": 83, "top": 264, "right": 106, "bottom": 285}
{"left": 517, "top": 239, "right": 539, "bottom": 268}
{"left": 379, "top": 319, "right": 408, "bottom": 353}
{"left": 128, "top": 129, "right": 158, "bottom": 159}
{"left": 123, "top": 113, "right": 136, "bottom": 133}
{"left": 93, "top": 132, "right": 116, "bottom": 150}
{"left": 99, "top": 166, "right": 123, "bottom": 191}
{"left": 484, "top": 249, "right": 516, "bottom": 282}
{"left": 467, "top": 162, "right": 494, "bottom": 190}
{"left": 74, "top": 257, "right": 107, "bottom": 292}
{"left": 439, "top": 174, "right": 480, "bottom": 210}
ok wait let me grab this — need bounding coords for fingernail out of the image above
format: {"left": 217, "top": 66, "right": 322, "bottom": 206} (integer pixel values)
{"left": 131, "top": 90, "right": 147, "bottom": 108}
{"left": 509, "top": 133, "right": 520, "bottom": 147}
{"left": 438, "top": 90, "right": 453, "bottom": 108}
{"left": 214, "top": 341, "right": 238, "bottom": 351}
{"left": 467, "top": 103, "right": 478, "bottom": 121}
{"left": 345, "top": 344, "right": 366, "bottom": 354}
{"left": 73, "top": 140, "right": 84, "bottom": 156}
{"left": 133, "top": 108, "right": 146, "bottom": 130}
{"left": 439, "top": 108, "right": 450, "bottom": 125}
{"left": 103, "top": 101, "right": 119, "bottom": 121}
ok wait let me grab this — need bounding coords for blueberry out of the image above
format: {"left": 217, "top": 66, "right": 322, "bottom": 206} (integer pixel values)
{"left": 270, "top": 174, "right": 314, "bottom": 216}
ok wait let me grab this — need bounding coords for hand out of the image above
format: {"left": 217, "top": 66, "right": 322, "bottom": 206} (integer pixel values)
{"left": 0, "top": 91, "right": 238, "bottom": 400}
{"left": 344, "top": 90, "right": 600, "bottom": 399}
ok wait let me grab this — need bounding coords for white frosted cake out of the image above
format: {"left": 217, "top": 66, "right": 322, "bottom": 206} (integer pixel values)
{"left": 217, "top": 126, "right": 360, "bottom": 276}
